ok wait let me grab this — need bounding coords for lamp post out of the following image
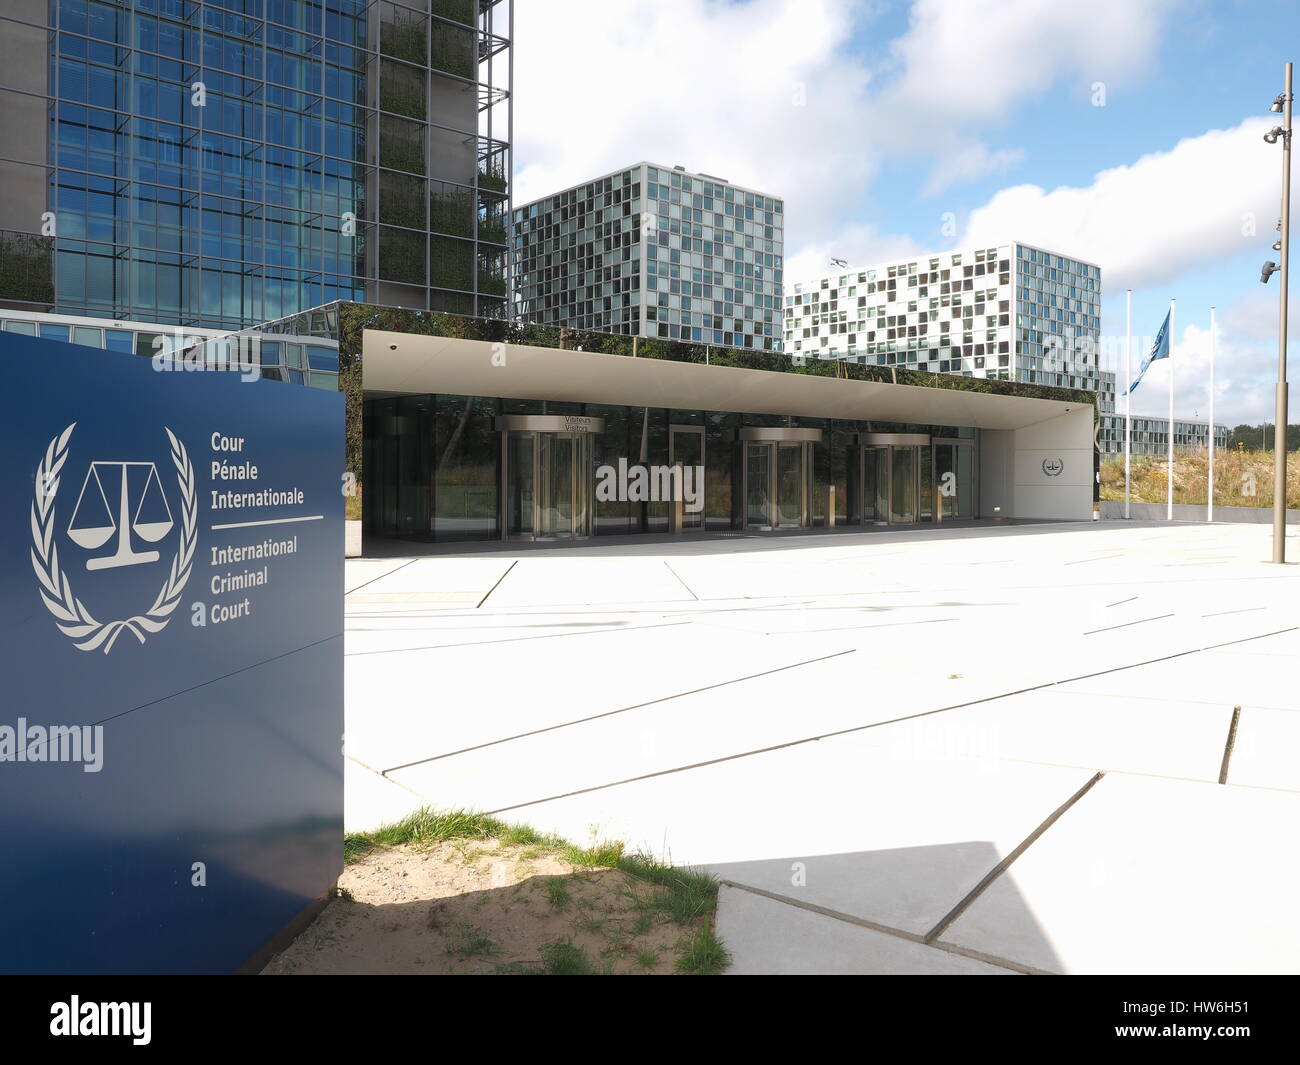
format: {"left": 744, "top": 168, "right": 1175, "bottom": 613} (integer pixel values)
{"left": 1262, "top": 63, "right": 1292, "bottom": 563}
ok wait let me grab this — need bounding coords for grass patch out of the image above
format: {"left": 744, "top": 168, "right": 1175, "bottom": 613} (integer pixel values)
{"left": 345, "top": 808, "right": 520, "bottom": 863}
{"left": 675, "top": 927, "right": 731, "bottom": 975}
{"left": 445, "top": 921, "right": 496, "bottom": 959}
{"left": 500, "top": 938, "right": 609, "bottom": 976}
{"left": 544, "top": 878, "right": 571, "bottom": 911}
{"left": 617, "top": 852, "right": 720, "bottom": 926}
{"left": 566, "top": 839, "right": 626, "bottom": 868}
{"left": 1100, "top": 448, "right": 1300, "bottom": 509}
{"left": 345, "top": 807, "right": 730, "bottom": 974}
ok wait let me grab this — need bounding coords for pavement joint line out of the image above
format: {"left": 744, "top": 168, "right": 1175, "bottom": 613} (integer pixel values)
{"left": 379, "top": 648, "right": 858, "bottom": 775}
{"left": 717, "top": 880, "right": 1039, "bottom": 975}
{"left": 479, "top": 627, "right": 1299, "bottom": 818}
{"left": 1202, "top": 607, "right": 1267, "bottom": 617}
{"left": 344, "top": 620, "right": 691, "bottom": 658}
{"left": 343, "top": 558, "right": 418, "bottom": 597}
{"left": 718, "top": 880, "right": 925, "bottom": 943}
{"left": 1082, "top": 613, "right": 1175, "bottom": 635}
{"left": 1218, "top": 706, "right": 1243, "bottom": 785}
{"left": 1064, "top": 554, "right": 1124, "bottom": 565}
{"left": 928, "top": 939, "right": 1056, "bottom": 975}
{"left": 922, "top": 772, "right": 1105, "bottom": 947}
{"left": 475, "top": 559, "right": 518, "bottom": 609}
{"left": 663, "top": 560, "right": 699, "bottom": 600}
{"left": 344, "top": 571, "right": 1300, "bottom": 620}
{"left": 757, "top": 618, "right": 958, "bottom": 635}
{"left": 1106, "top": 596, "right": 1139, "bottom": 608}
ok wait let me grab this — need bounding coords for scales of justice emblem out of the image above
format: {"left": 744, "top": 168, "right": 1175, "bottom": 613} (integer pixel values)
{"left": 68, "top": 461, "right": 174, "bottom": 570}
{"left": 30, "top": 424, "right": 199, "bottom": 653}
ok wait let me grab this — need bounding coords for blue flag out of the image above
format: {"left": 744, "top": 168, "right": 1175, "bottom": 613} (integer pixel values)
{"left": 1125, "top": 310, "right": 1170, "bottom": 395}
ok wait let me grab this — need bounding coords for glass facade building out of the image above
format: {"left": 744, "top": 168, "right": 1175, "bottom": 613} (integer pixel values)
{"left": 1098, "top": 414, "right": 1229, "bottom": 456}
{"left": 513, "top": 163, "right": 784, "bottom": 351}
{"left": 0, "top": 0, "right": 512, "bottom": 331}
{"left": 251, "top": 302, "right": 1098, "bottom": 552}
{"left": 784, "top": 241, "right": 1103, "bottom": 392}
{"left": 364, "top": 394, "right": 979, "bottom": 542}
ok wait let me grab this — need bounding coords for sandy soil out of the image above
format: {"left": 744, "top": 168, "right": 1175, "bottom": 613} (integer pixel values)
{"left": 261, "top": 839, "right": 694, "bottom": 975}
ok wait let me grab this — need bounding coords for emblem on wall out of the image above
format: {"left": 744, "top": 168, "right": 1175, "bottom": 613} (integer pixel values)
{"left": 1041, "top": 457, "right": 1065, "bottom": 477}
{"left": 31, "top": 424, "right": 197, "bottom": 653}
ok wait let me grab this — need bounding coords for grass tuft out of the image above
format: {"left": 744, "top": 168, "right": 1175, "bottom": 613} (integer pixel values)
{"left": 346, "top": 807, "right": 528, "bottom": 863}
{"left": 675, "top": 927, "right": 731, "bottom": 975}
{"left": 617, "top": 852, "right": 720, "bottom": 926}
{"left": 537, "top": 938, "right": 604, "bottom": 975}
{"left": 544, "top": 878, "right": 571, "bottom": 911}
{"left": 445, "top": 922, "right": 496, "bottom": 959}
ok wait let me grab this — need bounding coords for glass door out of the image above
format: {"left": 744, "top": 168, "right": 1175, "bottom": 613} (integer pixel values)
{"left": 862, "top": 446, "right": 888, "bottom": 523}
{"left": 776, "top": 443, "right": 805, "bottom": 528}
{"left": 890, "top": 446, "right": 916, "bottom": 524}
{"left": 506, "top": 431, "right": 535, "bottom": 538}
{"left": 935, "top": 443, "right": 957, "bottom": 521}
{"left": 746, "top": 443, "right": 771, "bottom": 528}
{"left": 506, "top": 431, "right": 593, "bottom": 540}
{"left": 932, "top": 440, "right": 977, "bottom": 520}
{"left": 918, "top": 444, "right": 934, "bottom": 522}
{"left": 669, "top": 426, "right": 705, "bottom": 531}
{"left": 538, "top": 433, "right": 572, "bottom": 538}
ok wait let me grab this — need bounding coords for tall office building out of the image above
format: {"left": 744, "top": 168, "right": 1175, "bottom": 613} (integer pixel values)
{"left": 0, "top": 0, "right": 513, "bottom": 332}
{"left": 512, "top": 163, "right": 784, "bottom": 351}
{"left": 784, "top": 241, "right": 1105, "bottom": 395}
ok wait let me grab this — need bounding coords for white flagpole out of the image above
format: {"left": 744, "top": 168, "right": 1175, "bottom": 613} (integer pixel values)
{"left": 1167, "top": 298, "right": 1176, "bottom": 520}
{"left": 1125, "top": 289, "right": 1132, "bottom": 519}
{"left": 1208, "top": 306, "right": 1216, "bottom": 522}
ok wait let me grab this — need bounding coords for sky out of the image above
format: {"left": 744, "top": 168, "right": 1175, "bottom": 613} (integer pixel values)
{"left": 511, "top": 0, "right": 1300, "bottom": 427}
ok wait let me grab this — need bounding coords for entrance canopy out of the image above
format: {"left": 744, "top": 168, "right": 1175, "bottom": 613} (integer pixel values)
{"left": 361, "top": 330, "right": 1089, "bottom": 433}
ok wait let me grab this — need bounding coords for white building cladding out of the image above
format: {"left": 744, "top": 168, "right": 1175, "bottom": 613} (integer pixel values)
{"left": 513, "top": 163, "right": 784, "bottom": 351}
{"left": 784, "top": 241, "right": 1105, "bottom": 395}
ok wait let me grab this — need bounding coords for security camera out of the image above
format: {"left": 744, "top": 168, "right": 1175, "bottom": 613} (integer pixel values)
{"left": 1264, "top": 127, "right": 1284, "bottom": 144}
{"left": 1272, "top": 94, "right": 1287, "bottom": 113}
{"left": 1262, "top": 260, "right": 1280, "bottom": 283}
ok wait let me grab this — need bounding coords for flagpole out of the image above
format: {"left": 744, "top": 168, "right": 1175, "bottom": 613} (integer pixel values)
{"left": 1167, "top": 298, "right": 1175, "bottom": 520}
{"left": 1208, "top": 306, "right": 1216, "bottom": 522}
{"left": 1125, "top": 289, "right": 1132, "bottom": 519}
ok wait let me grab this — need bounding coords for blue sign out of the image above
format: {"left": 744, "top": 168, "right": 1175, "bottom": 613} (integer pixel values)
{"left": 0, "top": 332, "right": 344, "bottom": 974}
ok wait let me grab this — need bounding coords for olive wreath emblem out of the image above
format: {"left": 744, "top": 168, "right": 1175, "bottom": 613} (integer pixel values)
{"left": 30, "top": 423, "right": 197, "bottom": 653}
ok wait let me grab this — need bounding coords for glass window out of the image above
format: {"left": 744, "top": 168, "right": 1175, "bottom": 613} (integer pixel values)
{"left": 4, "top": 320, "right": 37, "bottom": 335}
{"left": 104, "top": 329, "right": 133, "bottom": 353}
{"left": 135, "top": 332, "right": 162, "bottom": 356}
{"left": 307, "top": 345, "right": 338, "bottom": 370}
{"left": 39, "top": 324, "right": 71, "bottom": 342}
{"left": 72, "top": 326, "right": 104, "bottom": 347}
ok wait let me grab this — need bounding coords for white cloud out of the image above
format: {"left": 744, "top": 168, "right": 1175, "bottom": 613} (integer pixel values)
{"left": 960, "top": 118, "right": 1278, "bottom": 290}
{"left": 886, "top": 0, "right": 1176, "bottom": 126}
{"left": 783, "top": 223, "right": 925, "bottom": 286}
{"left": 512, "top": 0, "right": 877, "bottom": 243}
{"left": 920, "top": 144, "right": 1024, "bottom": 197}
{"left": 511, "top": 0, "right": 1181, "bottom": 259}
